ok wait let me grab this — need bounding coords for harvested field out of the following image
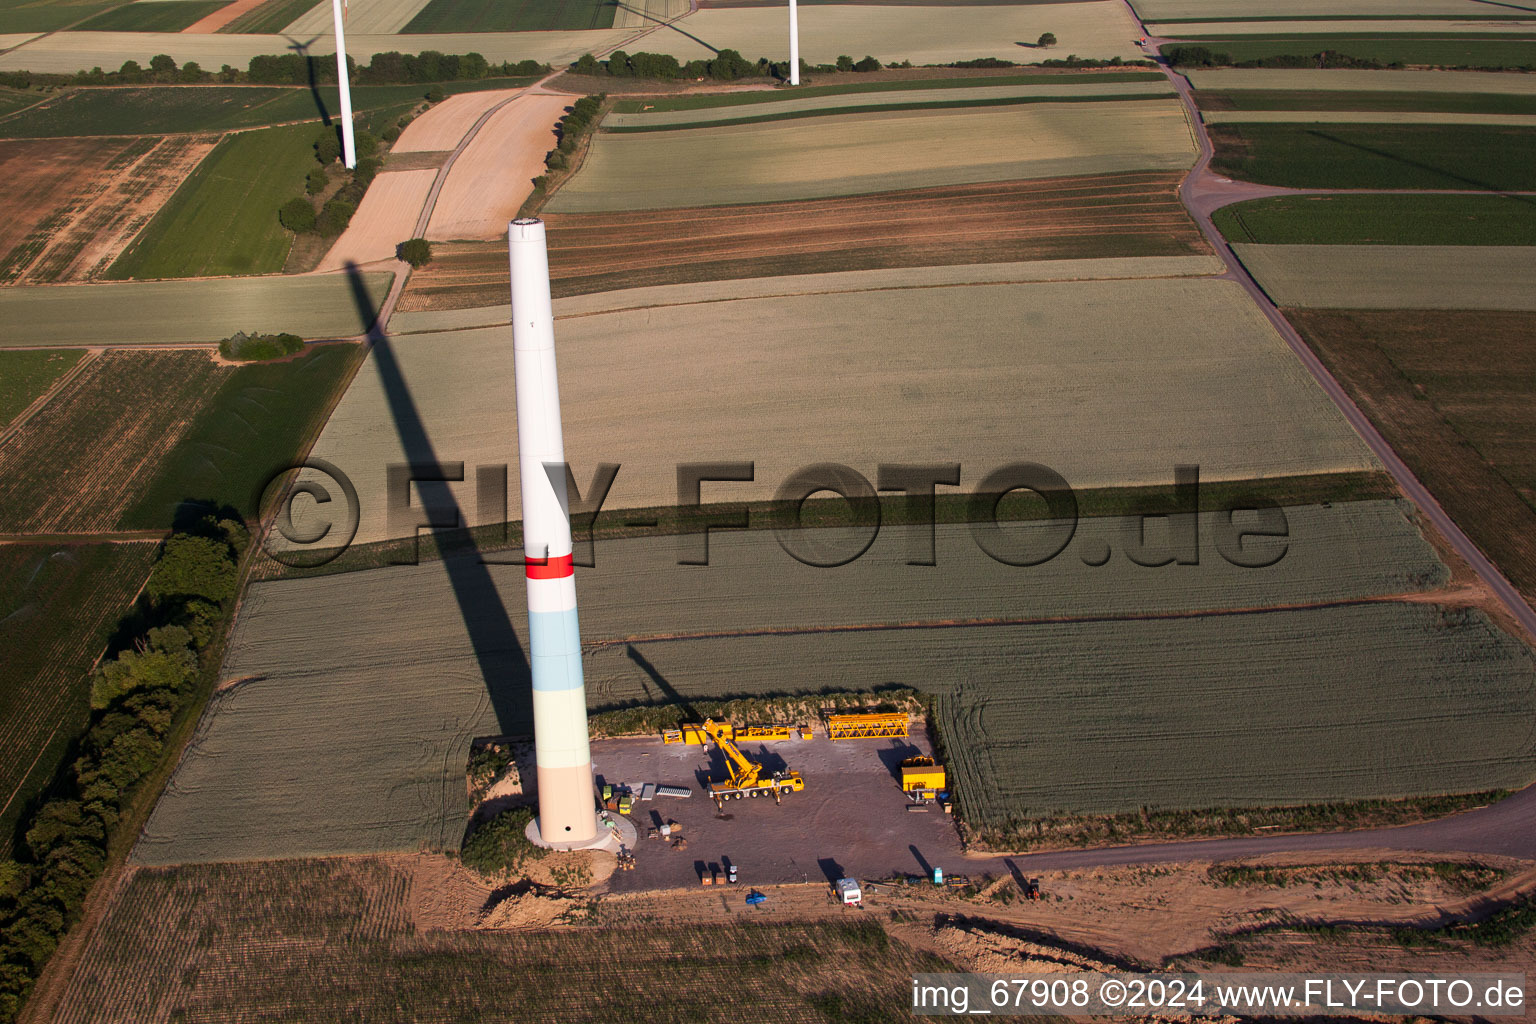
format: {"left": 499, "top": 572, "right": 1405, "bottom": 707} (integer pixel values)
{"left": 1214, "top": 194, "right": 1536, "bottom": 245}
{"left": 184, "top": 0, "right": 267, "bottom": 32}
{"left": 215, "top": 0, "right": 319, "bottom": 32}
{"left": 73, "top": 0, "right": 228, "bottom": 31}
{"left": 391, "top": 86, "right": 520, "bottom": 152}
{"left": 56, "top": 858, "right": 948, "bottom": 1024}
{"left": 0, "top": 272, "right": 392, "bottom": 347}
{"left": 1132, "top": 0, "right": 1534, "bottom": 17}
{"left": 425, "top": 92, "right": 567, "bottom": 240}
{"left": 0, "top": 134, "right": 217, "bottom": 283}
{"left": 403, "top": 173, "right": 1210, "bottom": 304}
{"left": 1203, "top": 109, "right": 1536, "bottom": 125}
{"left": 1207, "top": 123, "right": 1536, "bottom": 190}
{"left": 613, "top": 0, "right": 686, "bottom": 27}
{"left": 1185, "top": 69, "right": 1536, "bottom": 94}
{"left": 309, "top": 276, "right": 1371, "bottom": 548}
{"left": 143, "top": 503, "right": 1518, "bottom": 862}
{"left": 124, "top": 343, "right": 361, "bottom": 528}
{"left": 284, "top": 0, "right": 432, "bottom": 33}
{"left": 400, "top": 0, "right": 615, "bottom": 32}
{"left": 0, "top": 29, "right": 647, "bottom": 74}
{"left": 1292, "top": 308, "right": 1536, "bottom": 598}
{"left": 109, "top": 121, "right": 317, "bottom": 278}
{"left": 0, "top": 349, "right": 227, "bottom": 534}
{"left": 605, "top": 81, "right": 1177, "bottom": 129}
{"left": 0, "top": 349, "right": 84, "bottom": 426}
{"left": 547, "top": 99, "right": 1196, "bottom": 211}
{"left": 316, "top": 169, "right": 437, "bottom": 270}
{"left": 1234, "top": 244, "right": 1536, "bottom": 310}
{"left": 654, "top": 2, "right": 1144, "bottom": 65}
{"left": 0, "top": 541, "right": 158, "bottom": 848}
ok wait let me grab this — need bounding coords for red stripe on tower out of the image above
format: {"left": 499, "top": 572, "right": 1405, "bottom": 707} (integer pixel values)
{"left": 524, "top": 553, "right": 575, "bottom": 579}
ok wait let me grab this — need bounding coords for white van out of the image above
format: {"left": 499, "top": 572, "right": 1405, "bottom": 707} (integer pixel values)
{"left": 835, "top": 878, "right": 862, "bottom": 905}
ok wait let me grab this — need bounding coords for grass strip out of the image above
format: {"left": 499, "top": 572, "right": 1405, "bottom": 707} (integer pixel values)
{"left": 1214, "top": 194, "right": 1536, "bottom": 245}
{"left": 609, "top": 72, "right": 1167, "bottom": 112}
{"left": 72, "top": 0, "right": 227, "bottom": 31}
{"left": 1195, "top": 88, "right": 1536, "bottom": 115}
{"left": 605, "top": 91, "right": 1177, "bottom": 132}
{"left": 250, "top": 470, "right": 1398, "bottom": 581}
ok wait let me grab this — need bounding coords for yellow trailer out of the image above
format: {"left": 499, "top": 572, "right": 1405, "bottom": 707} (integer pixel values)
{"left": 737, "top": 724, "right": 792, "bottom": 742}
{"left": 900, "top": 756, "right": 946, "bottom": 793}
{"left": 663, "top": 722, "right": 734, "bottom": 745}
{"left": 826, "top": 712, "right": 908, "bottom": 740}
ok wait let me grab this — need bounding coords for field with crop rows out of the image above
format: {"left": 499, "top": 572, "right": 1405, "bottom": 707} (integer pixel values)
{"left": 659, "top": 2, "right": 1143, "bottom": 65}
{"left": 108, "top": 122, "right": 318, "bottom": 278}
{"left": 604, "top": 81, "right": 1177, "bottom": 130}
{"left": 935, "top": 603, "right": 1536, "bottom": 820}
{"left": 0, "top": 271, "right": 392, "bottom": 347}
{"left": 0, "top": 349, "right": 82, "bottom": 426}
{"left": 1185, "top": 69, "right": 1536, "bottom": 94}
{"left": 1166, "top": 34, "right": 1536, "bottom": 68}
{"left": 74, "top": 0, "right": 228, "bottom": 31}
{"left": 0, "top": 542, "right": 158, "bottom": 849}
{"left": 0, "top": 0, "right": 118, "bottom": 32}
{"left": 124, "top": 343, "right": 361, "bottom": 528}
{"left": 548, "top": 99, "right": 1195, "bottom": 211}
{"left": 306, "top": 277, "right": 1372, "bottom": 547}
{"left": 147, "top": 497, "right": 1452, "bottom": 862}
{"left": 0, "top": 134, "right": 216, "bottom": 283}
{"left": 402, "top": 0, "right": 614, "bottom": 32}
{"left": 405, "top": 173, "right": 1209, "bottom": 305}
{"left": 1208, "top": 123, "right": 1536, "bottom": 190}
{"left": 1204, "top": 110, "right": 1536, "bottom": 126}
{"left": 1234, "top": 244, "right": 1536, "bottom": 310}
{"left": 1193, "top": 89, "right": 1536, "bottom": 115}
{"left": 0, "top": 350, "right": 227, "bottom": 534}
{"left": 283, "top": 0, "right": 431, "bottom": 33}
{"left": 1132, "top": 0, "right": 1532, "bottom": 17}
{"left": 1215, "top": 195, "right": 1536, "bottom": 245}
{"left": 218, "top": 0, "right": 322, "bottom": 32}
{"left": 57, "top": 858, "right": 946, "bottom": 1024}
{"left": 1292, "top": 309, "right": 1536, "bottom": 598}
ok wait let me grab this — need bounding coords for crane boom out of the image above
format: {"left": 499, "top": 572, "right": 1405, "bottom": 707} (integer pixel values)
{"left": 703, "top": 719, "right": 761, "bottom": 789}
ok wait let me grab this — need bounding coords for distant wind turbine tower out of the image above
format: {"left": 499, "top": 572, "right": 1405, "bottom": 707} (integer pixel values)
{"left": 788, "top": 0, "right": 800, "bottom": 85}
{"left": 331, "top": 0, "right": 356, "bottom": 168}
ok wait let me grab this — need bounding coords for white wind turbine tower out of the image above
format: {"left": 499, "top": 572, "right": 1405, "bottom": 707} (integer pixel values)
{"left": 788, "top": 0, "right": 800, "bottom": 84}
{"left": 331, "top": 0, "right": 356, "bottom": 167}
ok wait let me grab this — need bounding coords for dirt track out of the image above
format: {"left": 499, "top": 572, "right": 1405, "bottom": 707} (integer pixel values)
{"left": 424, "top": 93, "right": 568, "bottom": 240}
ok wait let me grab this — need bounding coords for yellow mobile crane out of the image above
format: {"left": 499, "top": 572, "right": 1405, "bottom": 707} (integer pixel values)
{"left": 702, "top": 719, "right": 805, "bottom": 805}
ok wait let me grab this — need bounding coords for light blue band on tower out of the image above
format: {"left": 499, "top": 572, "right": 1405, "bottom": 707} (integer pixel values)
{"left": 529, "top": 608, "right": 585, "bottom": 692}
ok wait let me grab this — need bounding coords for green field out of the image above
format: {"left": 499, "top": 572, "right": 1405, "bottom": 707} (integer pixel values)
{"left": 1208, "top": 123, "right": 1536, "bottom": 190}
{"left": 0, "top": 0, "right": 120, "bottom": 32}
{"left": 59, "top": 858, "right": 954, "bottom": 1023}
{"left": 125, "top": 343, "right": 362, "bottom": 529}
{"left": 0, "top": 80, "right": 535, "bottom": 139}
{"left": 106, "top": 122, "right": 318, "bottom": 279}
{"left": 0, "top": 349, "right": 82, "bottom": 425}
{"left": 608, "top": 72, "right": 1169, "bottom": 113}
{"left": 0, "top": 89, "right": 38, "bottom": 120}
{"left": 72, "top": 0, "right": 227, "bottom": 31}
{"left": 218, "top": 0, "right": 320, "bottom": 32}
{"left": 1168, "top": 34, "right": 1536, "bottom": 68}
{"left": 0, "top": 542, "right": 159, "bottom": 851}
{"left": 1196, "top": 89, "right": 1536, "bottom": 115}
{"left": 1215, "top": 194, "right": 1536, "bottom": 245}
{"left": 403, "top": 0, "right": 615, "bottom": 33}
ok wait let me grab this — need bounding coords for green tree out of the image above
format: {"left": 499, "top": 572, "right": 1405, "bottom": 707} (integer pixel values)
{"left": 572, "top": 53, "right": 600, "bottom": 75}
{"left": 314, "top": 126, "right": 342, "bottom": 165}
{"left": 1037, "top": 32, "right": 1057, "bottom": 47}
{"left": 117, "top": 59, "right": 144, "bottom": 82}
{"left": 279, "top": 197, "right": 315, "bottom": 232}
{"left": 396, "top": 238, "right": 433, "bottom": 266}
{"left": 148, "top": 534, "right": 238, "bottom": 604}
{"left": 89, "top": 642, "right": 196, "bottom": 710}
{"left": 306, "top": 167, "right": 328, "bottom": 195}
{"left": 149, "top": 53, "right": 178, "bottom": 78}
{"left": 178, "top": 61, "right": 205, "bottom": 82}
{"left": 606, "top": 49, "right": 630, "bottom": 76}
{"left": 317, "top": 199, "right": 356, "bottom": 236}
{"left": 835, "top": 54, "right": 855, "bottom": 71}
{"left": 853, "top": 55, "right": 881, "bottom": 72}
{"left": 354, "top": 129, "right": 380, "bottom": 158}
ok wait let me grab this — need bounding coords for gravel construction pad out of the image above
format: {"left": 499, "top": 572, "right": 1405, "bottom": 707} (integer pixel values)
{"left": 1233, "top": 244, "right": 1536, "bottom": 310}
{"left": 591, "top": 732, "right": 970, "bottom": 892}
{"left": 0, "top": 272, "right": 393, "bottom": 346}
{"left": 547, "top": 100, "right": 1197, "bottom": 211}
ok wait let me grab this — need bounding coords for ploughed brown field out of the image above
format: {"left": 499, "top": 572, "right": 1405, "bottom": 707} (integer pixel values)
{"left": 1289, "top": 308, "right": 1536, "bottom": 600}
{"left": 0, "top": 136, "right": 216, "bottom": 284}
{"left": 398, "top": 172, "right": 1207, "bottom": 310}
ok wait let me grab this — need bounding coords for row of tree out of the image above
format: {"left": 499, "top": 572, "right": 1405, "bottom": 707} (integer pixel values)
{"left": 0, "top": 521, "right": 247, "bottom": 1023}
{"left": 279, "top": 122, "right": 391, "bottom": 238}
{"left": 539, "top": 94, "right": 605, "bottom": 178}
{"left": 1164, "top": 45, "right": 1401, "bottom": 70}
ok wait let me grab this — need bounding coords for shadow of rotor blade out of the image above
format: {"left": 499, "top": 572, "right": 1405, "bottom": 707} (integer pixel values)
{"left": 343, "top": 261, "right": 533, "bottom": 733}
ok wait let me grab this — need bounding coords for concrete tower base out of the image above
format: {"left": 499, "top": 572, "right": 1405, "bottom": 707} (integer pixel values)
{"left": 526, "top": 811, "right": 637, "bottom": 853}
